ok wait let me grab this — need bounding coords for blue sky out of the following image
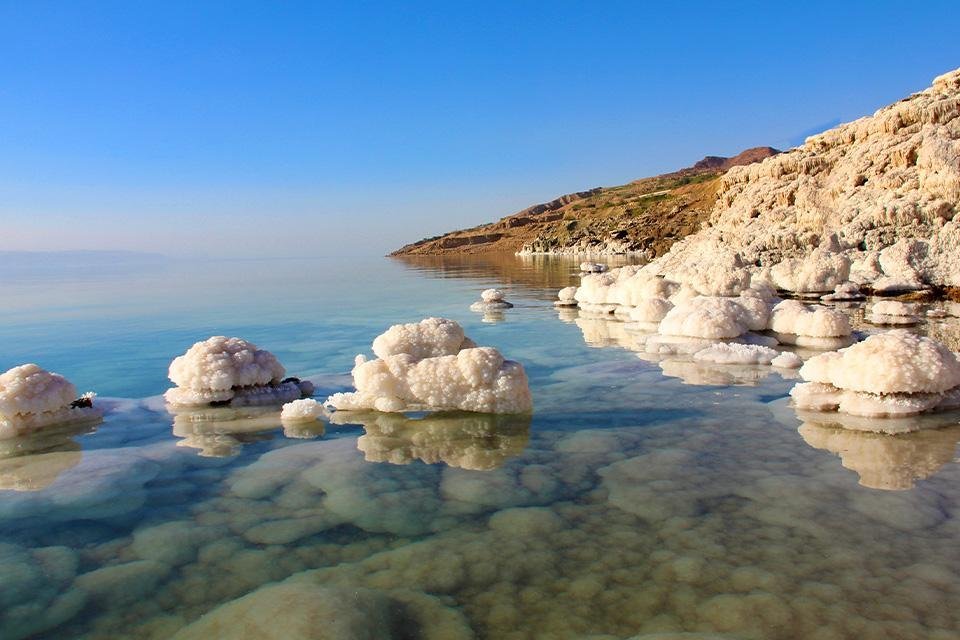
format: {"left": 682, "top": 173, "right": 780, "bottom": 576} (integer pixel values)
{"left": 1, "top": 1, "right": 958, "bottom": 257}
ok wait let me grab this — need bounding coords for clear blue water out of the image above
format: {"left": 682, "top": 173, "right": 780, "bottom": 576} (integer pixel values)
{"left": 2, "top": 254, "right": 960, "bottom": 639}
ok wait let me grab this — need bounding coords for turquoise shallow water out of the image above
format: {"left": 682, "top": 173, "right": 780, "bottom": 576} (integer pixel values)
{"left": 2, "top": 254, "right": 960, "bottom": 639}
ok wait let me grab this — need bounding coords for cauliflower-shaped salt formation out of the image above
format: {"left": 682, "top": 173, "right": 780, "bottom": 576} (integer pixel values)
{"left": 768, "top": 300, "right": 853, "bottom": 348}
{"left": 790, "top": 330, "right": 960, "bottom": 419}
{"left": 866, "top": 300, "right": 918, "bottom": 325}
{"left": 372, "top": 317, "right": 475, "bottom": 359}
{"left": 628, "top": 297, "right": 673, "bottom": 323}
{"left": 771, "top": 352, "right": 803, "bottom": 369}
{"left": 164, "top": 336, "right": 313, "bottom": 407}
{"left": 770, "top": 247, "right": 851, "bottom": 293}
{"left": 554, "top": 286, "right": 578, "bottom": 307}
{"left": 326, "top": 318, "right": 532, "bottom": 414}
{"left": 281, "top": 398, "right": 324, "bottom": 422}
{"left": 0, "top": 364, "right": 102, "bottom": 439}
{"left": 692, "top": 343, "right": 779, "bottom": 365}
{"left": 657, "top": 296, "right": 764, "bottom": 340}
{"left": 470, "top": 288, "right": 514, "bottom": 311}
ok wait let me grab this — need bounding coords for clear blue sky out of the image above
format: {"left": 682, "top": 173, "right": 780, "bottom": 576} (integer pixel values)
{"left": 1, "top": 1, "right": 958, "bottom": 257}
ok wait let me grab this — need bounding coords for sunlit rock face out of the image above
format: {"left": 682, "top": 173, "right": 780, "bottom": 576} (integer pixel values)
{"left": 0, "top": 364, "right": 102, "bottom": 439}
{"left": 164, "top": 336, "right": 313, "bottom": 408}
{"left": 791, "top": 330, "right": 960, "bottom": 421}
{"left": 332, "top": 410, "right": 531, "bottom": 470}
{"left": 326, "top": 318, "right": 532, "bottom": 414}
{"left": 798, "top": 420, "right": 960, "bottom": 490}
{"left": 654, "top": 68, "right": 960, "bottom": 290}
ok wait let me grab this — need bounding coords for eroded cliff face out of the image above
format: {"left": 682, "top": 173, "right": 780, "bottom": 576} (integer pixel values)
{"left": 658, "top": 68, "right": 960, "bottom": 289}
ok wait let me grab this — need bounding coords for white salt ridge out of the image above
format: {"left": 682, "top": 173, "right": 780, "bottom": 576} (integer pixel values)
{"left": 692, "top": 343, "right": 779, "bottom": 365}
{"left": 0, "top": 364, "right": 102, "bottom": 439}
{"left": 326, "top": 318, "right": 532, "bottom": 414}
{"left": 792, "top": 330, "right": 960, "bottom": 419}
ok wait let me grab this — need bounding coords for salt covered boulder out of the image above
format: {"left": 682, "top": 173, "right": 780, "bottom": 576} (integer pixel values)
{"left": 657, "top": 296, "right": 766, "bottom": 340}
{"left": 164, "top": 336, "right": 313, "bottom": 407}
{"left": 554, "top": 286, "right": 578, "bottom": 307}
{"left": 580, "top": 261, "right": 607, "bottom": 273}
{"left": 0, "top": 364, "right": 102, "bottom": 439}
{"left": 791, "top": 330, "right": 960, "bottom": 419}
{"left": 820, "top": 282, "right": 865, "bottom": 302}
{"left": 768, "top": 300, "right": 853, "bottom": 348}
{"left": 628, "top": 297, "right": 673, "bottom": 323}
{"left": 866, "top": 300, "right": 918, "bottom": 325}
{"left": 770, "top": 247, "right": 851, "bottom": 293}
{"left": 470, "top": 288, "right": 514, "bottom": 311}
{"left": 326, "top": 318, "right": 532, "bottom": 414}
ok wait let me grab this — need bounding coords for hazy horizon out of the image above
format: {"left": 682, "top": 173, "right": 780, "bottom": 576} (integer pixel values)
{"left": 2, "top": 1, "right": 959, "bottom": 257}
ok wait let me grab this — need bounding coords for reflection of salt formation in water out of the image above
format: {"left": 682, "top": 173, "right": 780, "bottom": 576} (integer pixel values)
{"left": 791, "top": 331, "right": 960, "bottom": 421}
{"left": 171, "top": 405, "right": 325, "bottom": 457}
{"left": 332, "top": 411, "right": 531, "bottom": 470}
{"left": 469, "top": 288, "right": 513, "bottom": 312}
{"left": 798, "top": 419, "right": 960, "bottom": 490}
{"left": 0, "top": 421, "right": 96, "bottom": 491}
{"left": 326, "top": 318, "right": 532, "bottom": 414}
{"left": 480, "top": 309, "right": 506, "bottom": 324}
{"left": 636, "top": 350, "right": 775, "bottom": 387}
{"left": 0, "top": 364, "right": 102, "bottom": 439}
{"left": 866, "top": 300, "right": 919, "bottom": 326}
{"left": 164, "top": 336, "right": 314, "bottom": 408}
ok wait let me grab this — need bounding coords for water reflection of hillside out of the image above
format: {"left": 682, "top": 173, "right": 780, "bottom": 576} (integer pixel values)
{"left": 392, "top": 253, "right": 639, "bottom": 300}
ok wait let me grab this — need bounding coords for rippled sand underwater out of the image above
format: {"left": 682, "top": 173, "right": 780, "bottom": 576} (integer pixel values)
{"left": 2, "top": 255, "right": 960, "bottom": 640}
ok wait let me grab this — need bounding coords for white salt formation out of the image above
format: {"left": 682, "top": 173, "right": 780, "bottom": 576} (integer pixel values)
{"left": 164, "top": 336, "right": 313, "bottom": 407}
{"left": 692, "top": 343, "right": 780, "bottom": 365}
{"left": 469, "top": 288, "right": 513, "bottom": 311}
{"left": 326, "top": 318, "right": 532, "bottom": 414}
{"left": 771, "top": 352, "right": 803, "bottom": 369}
{"left": 554, "top": 286, "right": 578, "bottom": 307}
{"left": 768, "top": 300, "right": 854, "bottom": 348}
{"left": 280, "top": 398, "right": 324, "bottom": 423}
{"left": 791, "top": 330, "right": 960, "bottom": 421}
{"left": 866, "top": 300, "right": 919, "bottom": 325}
{"left": 652, "top": 68, "right": 960, "bottom": 292}
{"left": 579, "top": 261, "right": 607, "bottom": 273}
{"left": 0, "top": 364, "right": 102, "bottom": 439}
{"left": 820, "top": 282, "right": 865, "bottom": 302}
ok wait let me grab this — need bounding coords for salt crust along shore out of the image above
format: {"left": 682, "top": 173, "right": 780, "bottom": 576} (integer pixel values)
{"left": 164, "top": 336, "right": 314, "bottom": 408}
{"left": 325, "top": 318, "right": 532, "bottom": 414}
{"left": 0, "top": 364, "right": 102, "bottom": 440}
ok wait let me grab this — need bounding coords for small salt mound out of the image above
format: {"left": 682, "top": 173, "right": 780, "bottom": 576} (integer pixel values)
{"left": 470, "top": 288, "right": 514, "bottom": 311}
{"left": 688, "top": 267, "right": 752, "bottom": 297}
{"left": 800, "top": 331, "right": 960, "bottom": 394}
{"left": 821, "top": 282, "right": 865, "bottom": 302}
{"left": 871, "top": 277, "right": 926, "bottom": 293}
{"left": 0, "top": 364, "right": 102, "bottom": 439}
{"left": 770, "top": 247, "right": 851, "bottom": 293}
{"left": 658, "top": 297, "right": 750, "bottom": 340}
{"left": 769, "top": 300, "right": 852, "bottom": 337}
{"left": 580, "top": 262, "right": 607, "bottom": 273}
{"left": 554, "top": 286, "right": 578, "bottom": 306}
{"left": 692, "top": 343, "right": 779, "bottom": 365}
{"left": 771, "top": 352, "right": 803, "bottom": 369}
{"left": 281, "top": 398, "right": 324, "bottom": 423}
{"left": 628, "top": 298, "right": 673, "bottom": 323}
{"left": 866, "top": 300, "right": 918, "bottom": 325}
{"left": 165, "top": 336, "right": 312, "bottom": 408}
{"left": 326, "top": 318, "right": 532, "bottom": 414}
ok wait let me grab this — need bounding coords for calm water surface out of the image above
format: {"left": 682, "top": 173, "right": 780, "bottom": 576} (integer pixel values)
{"left": 2, "top": 254, "right": 960, "bottom": 639}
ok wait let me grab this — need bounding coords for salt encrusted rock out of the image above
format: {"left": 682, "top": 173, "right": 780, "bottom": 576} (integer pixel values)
{"left": 628, "top": 297, "right": 673, "bottom": 323}
{"left": 791, "top": 331, "right": 960, "bottom": 419}
{"left": 0, "top": 364, "right": 102, "bottom": 439}
{"left": 650, "top": 68, "right": 960, "bottom": 289}
{"left": 280, "top": 398, "right": 324, "bottom": 423}
{"left": 771, "top": 352, "right": 803, "bottom": 369}
{"left": 574, "top": 266, "right": 679, "bottom": 308}
{"left": 554, "top": 286, "right": 578, "bottom": 307}
{"left": 326, "top": 318, "right": 532, "bottom": 414}
{"left": 657, "top": 296, "right": 766, "bottom": 340}
{"left": 580, "top": 261, "right": 607, "bottom": 273}
{"left": 164, "top": 336, "right": 313, "bottom": 408}
{"left": 866, "top": 300, "right": 919, "bottom": 325}
{"left": 470, "top": 288, "right": 514, "bottom": 311}
{"left": 821, "top": 282, "right": 865, "bottom": 302}
{"left": 768, "top": 300, "right": 852, "bottom": 338}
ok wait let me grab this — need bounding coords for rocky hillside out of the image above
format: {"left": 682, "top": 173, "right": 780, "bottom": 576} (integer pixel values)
{"left": 656, "top": 67, "right": 960, "bottom": 290}
{"left": 391, "top": 147, "right": 779, "bottom": 258}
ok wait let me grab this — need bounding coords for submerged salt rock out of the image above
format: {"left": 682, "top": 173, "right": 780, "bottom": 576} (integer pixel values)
{"left": 769, "top": 300, "right": 852, "bottom": 337}
{"left": 692, "top": 343, "right": 779, "bottom": 365}
{"left": 801, "top": 331, "right": 960, "bottom": 395}
{"left": 0, "top": 364, "right": 102, "bottom": 439}
{"left": 326, "top": 319, "right": 532, "bottom": 414}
